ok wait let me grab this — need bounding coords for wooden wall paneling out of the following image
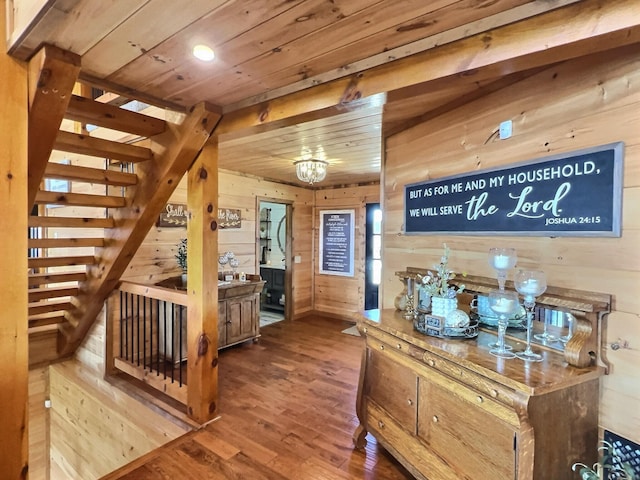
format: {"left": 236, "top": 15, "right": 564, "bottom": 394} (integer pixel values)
{"left": 383, "top": 45, "right": 640, "bottom": 444}
{"left": 29, "top": 367, "right": 50, "bottom": 480}
{"left": 48, "top": 361, "right": 189, "bottom": 479}
{"left": 0, "top": 3, "right": 29, "bottom": 474}
{"left": 313, "top": 185, "right": 380, "bottom": 318}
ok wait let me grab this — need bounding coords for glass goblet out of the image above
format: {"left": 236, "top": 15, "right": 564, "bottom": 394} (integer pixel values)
{"left": 218, "top": 254, "right": 229, "bottom": 274}
{"left": 488, "top": 290, "right": 519, "bottom": 359}
{"left": 229, "top": 257, "right": 240, "bottom": 277}
{"left": 488, "top": 248, "right": 517, "bottom": 291}
{"left": 514, "top": 269, "right": 547, "bottom": 362}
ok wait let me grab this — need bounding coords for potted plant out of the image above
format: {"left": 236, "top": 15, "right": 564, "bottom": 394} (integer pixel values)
{"left": 175, "top": 238, "right": 187, "bottom": 284}
{"left": 416, "top": 244, "right": 465, "bottom": 318}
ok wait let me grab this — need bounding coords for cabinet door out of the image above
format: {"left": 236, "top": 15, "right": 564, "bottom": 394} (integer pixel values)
{"left": 366, "top": 348, "right": 418, "bottom": 433}
{"left": 226, "top": 295, "right": 258, "bottom": 345}
{"left": 417, "top": 376, "right": 517, "bottom": 480}
{"left": 273, "top": 269, "right": 285, "bottom": 289}
{"left": 217, "top": 300, "right": 227, "bottom": 348}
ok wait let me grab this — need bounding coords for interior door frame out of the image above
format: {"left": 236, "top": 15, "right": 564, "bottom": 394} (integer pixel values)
{"left": 256, "top": 197, "right": 293, "bottom": 321}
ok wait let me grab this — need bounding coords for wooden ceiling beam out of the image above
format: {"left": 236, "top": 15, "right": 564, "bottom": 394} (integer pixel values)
{"left": 27, "top": 44, "right": 80, "bottom": 209}
{"left": 58, "top": 102, "right": 222, "bottom": 357}
{"left": 54, "top": 130, "right": 153, "bottom": 163}
{"left": 216, "top": 0, "right": 640, "bottom": 137}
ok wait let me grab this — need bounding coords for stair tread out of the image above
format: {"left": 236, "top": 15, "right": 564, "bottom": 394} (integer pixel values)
{"left": 29, "top": 286, "right": 79, "bottom": 302}
{"left": 45, "top": 160, "right": 139, "bottom": 186}
{"left": 35, "top": 190, "right": 127, "bottom": 208}
{"left": 65, "top": 95, "right": 167, "bottom": 137}
{"left": 54, "top": 130, "right": 153, "bottom": 164}
{"left": 28, "top": 237, "right": 104, "bottom": 248}
{"left": 28, "top": 271, "right": 87, "bottom": 286}
{"left": 28, "top": 300, "right": 74, "bottom": 316}
{"left": 29, "top": 216, "right": 114, "bottom": 229}
{"left": 28, "top": 256, "right": 95, "bottom": 268}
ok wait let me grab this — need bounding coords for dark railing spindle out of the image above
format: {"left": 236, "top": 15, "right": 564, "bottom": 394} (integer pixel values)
{"left": 170, "top": 304, "right": 175, "bottom": 383}
{"left": 179, "top": 305, "right": 183, "bottom": 387}
{"left": 119, "top": 291, "right": 124, "bottom": 358}
{"left": 136, "top": 293, "right": 140, "bottom": 366}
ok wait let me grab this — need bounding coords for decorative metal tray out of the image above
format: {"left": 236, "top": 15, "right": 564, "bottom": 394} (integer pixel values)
{"left": 414, "top": 312, "right": 478, "bottom": 339}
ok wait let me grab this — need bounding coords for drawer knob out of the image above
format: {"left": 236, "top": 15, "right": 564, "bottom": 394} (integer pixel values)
{"left": 380, "top": 345, "right": 385, "bottom": 351}
{"left": 432, "top": 415, "right": 439, "bottom": 423}
{"left": 397, "top": 343, "right": 402, "bottom": 349}
{"left": 477, "top": 396, "right": 484, "bottom": 404}
{"left": 490, "top": 389, "right": 499, "bottom": 398}
{"left": 427, "top": 359, "right": 435, "bottom": 367}
{"left": 407, "top": 399, "right": 413, "bottom": 406}
{"left": 378, "top": 420, "right": 385, "bottom": 429}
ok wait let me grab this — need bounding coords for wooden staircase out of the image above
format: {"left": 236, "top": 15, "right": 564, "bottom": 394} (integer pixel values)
{"left": 27, "top": 45, "right": 221, "bottom": 364}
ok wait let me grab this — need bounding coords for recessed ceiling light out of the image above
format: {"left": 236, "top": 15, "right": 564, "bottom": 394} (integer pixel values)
{"left": 193, "top": 44, "right": 215, "bottom": 62}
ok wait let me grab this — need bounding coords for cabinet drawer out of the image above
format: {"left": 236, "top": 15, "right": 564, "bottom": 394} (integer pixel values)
{"left": 418, "top": 376, "right": 517, "bottom": 480}
{"left": 366, "top": 348, "right": 417, "bottom": 433}
{"left": 367, "top": 401, "right": 460, "bottom": 480}
{"left": 420, "top": 351, "right": 518, "bottom": 409}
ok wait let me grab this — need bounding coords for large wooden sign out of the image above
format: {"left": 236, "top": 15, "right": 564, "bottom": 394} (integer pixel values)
{"left": 319, "top": 210, "right": 355, "bottom": 277}
{"left": 404, "top": 143, "right": 623, "bottom": 237}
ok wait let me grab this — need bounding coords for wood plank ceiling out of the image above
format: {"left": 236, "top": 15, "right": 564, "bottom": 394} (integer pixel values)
{"left": 8, "top": 0, "right": 583, "bottom": 187}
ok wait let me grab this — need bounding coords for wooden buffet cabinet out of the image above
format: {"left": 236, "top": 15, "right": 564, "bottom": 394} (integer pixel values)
{"left": 353, "top": 307, "right": 607, "bottom": 480}
{"left": 217, "top": 279, "right": 263, "bottom": 349}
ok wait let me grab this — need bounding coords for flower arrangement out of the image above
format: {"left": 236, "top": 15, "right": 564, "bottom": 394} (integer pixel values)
{"left": 572, "top": 441, "right": 637, "bottom": 479}
{"left": 175, "top": 238, "right": 187, "bottom": 272}
{"left": 417, "top": 244, "right": 465, "bottom": 298}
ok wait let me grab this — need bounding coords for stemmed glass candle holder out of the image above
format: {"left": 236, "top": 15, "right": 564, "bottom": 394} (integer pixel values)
{"left": 229, "top": 257, "right": 240, "bottom": 278}
{"left": 488, "top": 290, "right": 519, "bottom": 359}
{"left": 514, "top": 269, "right": 547, "bottom": 362}
{"left": 488, "top": 248, "right": 517, "bottom": 291}
{"left": 218, "top": 253, "right": 229, "bottom": 278}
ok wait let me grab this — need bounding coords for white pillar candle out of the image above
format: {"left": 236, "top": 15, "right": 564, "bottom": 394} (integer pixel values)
{"left": 520, "top": 278, "right": 539, "bottom": 295}
{"left": 492, "top": 254, "right": 510, "bottom": 270}
{"left": 492, "top": 298, "right": 515, "bottom": 314}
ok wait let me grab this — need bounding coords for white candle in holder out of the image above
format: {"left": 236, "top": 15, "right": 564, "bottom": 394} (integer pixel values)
{"left": 492, "top": 254, "right": 510, "bottom": 270}
{"left": 519, "top": 278, "right": 540, "bottom": 295}
{"left": 491, "top": 298, "right": 516, "bottom": 314}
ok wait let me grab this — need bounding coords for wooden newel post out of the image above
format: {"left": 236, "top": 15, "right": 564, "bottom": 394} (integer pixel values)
{"left": 0, "top": 1, "right": 29, "bottom": 475}
{"left": 186, "top": 140, "right": 220, "bottom": 423}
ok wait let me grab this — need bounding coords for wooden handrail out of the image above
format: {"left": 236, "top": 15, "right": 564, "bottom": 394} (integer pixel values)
{"left": 118, "top": 280, "right": 187, "bottom": 306}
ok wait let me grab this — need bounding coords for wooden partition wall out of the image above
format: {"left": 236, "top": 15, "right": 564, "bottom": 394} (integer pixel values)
{"left": 313, "top": 185, "right": 380, "bottom": 318}
{"left": 383, "top": 44, "right": 640, "bottom": 443}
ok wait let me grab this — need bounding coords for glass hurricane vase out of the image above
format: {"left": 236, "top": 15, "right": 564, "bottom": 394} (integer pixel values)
{"left": 488, "top": 290, "right": 519, "bottom": 359}
{"left": 488, "top": 248, "right": 517, "bottom": 291}
{"left": 514, "top": 269, "right": 547, "bottom": 362}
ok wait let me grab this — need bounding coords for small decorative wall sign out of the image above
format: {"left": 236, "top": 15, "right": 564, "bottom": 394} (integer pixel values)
{"left": 218, "top": 208, "right": 241, "bottom": 229}
{"left": 404, "top": 142, "right": 623, "bottom": 237}
{"left": 157, "top": 203, "right": 187, "bottom": 227}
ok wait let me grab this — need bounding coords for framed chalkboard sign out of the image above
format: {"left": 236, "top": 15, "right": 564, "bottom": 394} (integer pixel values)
{"left": 404, "top": 142, "right": 623, "bottom": 237}
{"left": 319, "top": 210, "right": 355, "bottom": 277}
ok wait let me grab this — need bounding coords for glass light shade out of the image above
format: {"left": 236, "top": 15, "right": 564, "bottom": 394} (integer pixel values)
{"left": 192, "top": 44, "right": 215, "bottom": 61}
{"left": 294, "top": 159, "right": 328, "bottom": 184}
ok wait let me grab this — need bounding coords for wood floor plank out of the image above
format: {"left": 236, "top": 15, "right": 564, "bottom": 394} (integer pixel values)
{"left": 102, "top": 316, "right": 412, "bottom": 480}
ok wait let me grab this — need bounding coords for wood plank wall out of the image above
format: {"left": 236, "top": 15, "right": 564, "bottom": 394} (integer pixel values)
{"left": 121, "top": 170, "right": 315, "bottom": 316}
{"left": 29, "top": 367, "right": 50, "bottom": 480}
{"left": 48, "top": 360, "right": 189, "bottom": 479}
{"left": 383, "top": 44, "right": 640, "bottom": 443}
{"left": 314, "top": 185, "right": 380, "bottom": 318}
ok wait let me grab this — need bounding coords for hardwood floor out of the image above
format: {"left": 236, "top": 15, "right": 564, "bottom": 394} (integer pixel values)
{"left": 102, "top": 315, "right": 413, "bottom": 479}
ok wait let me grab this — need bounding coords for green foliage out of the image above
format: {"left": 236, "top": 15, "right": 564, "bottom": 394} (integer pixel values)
{"left": 416, "top": 243, "right": 465, "bottom": 298}
{"left": 175, "top": 238, "right": 187, "bottom": 272}
{"left": 572, "top": 441, "right": 637, "bottom": 480}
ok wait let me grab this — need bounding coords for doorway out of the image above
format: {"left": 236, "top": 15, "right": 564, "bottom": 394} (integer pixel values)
{"left": 257, "top": 200, "right": 291, "bottom": 326}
